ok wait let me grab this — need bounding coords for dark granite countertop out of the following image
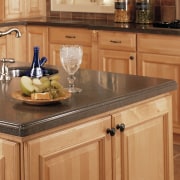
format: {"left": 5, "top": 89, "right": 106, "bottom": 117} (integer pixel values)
{"left": 0, "top": 63, "right": 177, "bottom": 137}
{"left": 0, "top": 17, "right": 180, "bottom": 36}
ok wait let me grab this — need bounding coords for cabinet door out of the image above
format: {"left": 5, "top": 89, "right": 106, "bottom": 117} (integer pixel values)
{"left": 137, "top": 52, "right": 180, "bottom": 130}
{"left": 26, "top": 0, "right": 46, "bottom": 17}
{"left": 24, "top": 116, "right": 112, "bottom": 180}
{"left": 49, "top": 43, "right": 91, "bottom": 69}
{"left": 0, "top": 139, "right": 20, "bottom": 180}
{"left": 6, "top": 26, "right": 27, "bottom": 62}
{"left": 112, "top": 95, "right": 174, "bottom": 180}
{"left": 49, "top": 27, "right": 92, "bottom": 69}
{"left": 4, "top": 0, "right": 25, "bottom": 20}
{"left": 27, "top": 26, "right": 48, "bottom": 63}
{"left": 98, "top": 31, "right": 136, "bottom": 74}
{"left": 99, "top": 50, "right": 136, "bottom": 74}
{"left": 0, "top": 27, "right": 7, "bottom": 58}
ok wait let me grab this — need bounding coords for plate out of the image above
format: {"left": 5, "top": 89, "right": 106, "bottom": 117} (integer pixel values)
{"left": 11, "top": 90, "right": 71, "bottom": 105}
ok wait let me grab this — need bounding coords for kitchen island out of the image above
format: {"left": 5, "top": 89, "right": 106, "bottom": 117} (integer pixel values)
{"left": 0, "top": 65, "right": 177, "bottom": 180}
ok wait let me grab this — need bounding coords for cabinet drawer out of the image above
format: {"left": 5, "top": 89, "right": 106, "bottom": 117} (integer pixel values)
{"left": 137, "top": 33, "right": 180, "bottom": 56}
{"left": 49, "top": 27, "right": 92, "bottom": 46}
{"left": 98, "top": 31, "right": 136, "bottom": 51}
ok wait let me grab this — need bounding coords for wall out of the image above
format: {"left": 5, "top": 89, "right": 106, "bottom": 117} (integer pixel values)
{"left": 46, "top": 0, "right": 176, "bottom": 22}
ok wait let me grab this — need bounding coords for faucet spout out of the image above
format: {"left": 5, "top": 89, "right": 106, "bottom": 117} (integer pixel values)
{"left": 0, "top": 28, "right": 21, "bottom": 38}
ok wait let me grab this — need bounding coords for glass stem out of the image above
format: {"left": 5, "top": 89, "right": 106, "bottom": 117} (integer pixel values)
{"left": 67, "top": 75, "right": 76, "bottom": 90}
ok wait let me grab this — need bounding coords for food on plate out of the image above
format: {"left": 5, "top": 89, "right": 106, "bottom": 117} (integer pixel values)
{"left": 20, "top": 74, "right": 67, "bottom": 100}
{"left": 20, "top": 76, "right": 35, "bottom": 96}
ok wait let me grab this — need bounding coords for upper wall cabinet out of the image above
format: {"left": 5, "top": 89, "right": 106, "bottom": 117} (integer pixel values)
{"left": 51, "top": 0, "right": 114, "bottom": 13}
{"left": 2, "top": 0, "right": 46, "bottom": 20}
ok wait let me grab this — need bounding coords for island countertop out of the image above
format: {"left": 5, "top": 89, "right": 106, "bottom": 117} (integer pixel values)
{"left": 0, "top": 64, "right": 177, "bottom": 137}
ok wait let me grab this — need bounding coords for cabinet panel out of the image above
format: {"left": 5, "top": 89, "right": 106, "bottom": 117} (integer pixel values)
{"left": 24, "top": 116, "right": 112, "bottom": 180}
{"left": 99, "top": 50, "right": 136, "bottom": 74}
{"left": 49, "top": 43, "right": 91, "bottom": 69}
{"left": 137, "top": 33, "right": 180, "bottom": 56}
{"left": 4, "top": 0, "right": 25, "bottom": 20}
{"left": 26, "top": 0, "right": 46, "bottom": 17}
{"left": 49, "top": 27, "right": 92, "bottom": 69}
{"left": 49, "top": 27, "right": 92, "bottom": 46}
{"left": 27, "top": 26, "right": 48, "bottom": 63}
{"left": 0, "top": 139, "right": 20, "bottom": 180}
{"left": 137, "top": 52, "right": 180, "bottom": 128}
{"left": 98, "top": 31, "right": 136, "bottom": 52}
{"left": 6, "top": 26, "right": 27, "bottom": 62}
{"left": 112, "top": 95, "right": 174, "bottom": 180}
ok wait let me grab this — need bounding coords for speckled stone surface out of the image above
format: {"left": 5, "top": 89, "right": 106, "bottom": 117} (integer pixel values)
{"left": 0, "top": 17, "right": 180, "bottom": 36}
{"left": 0, "top": 63, "right": 177, "bottom": 137}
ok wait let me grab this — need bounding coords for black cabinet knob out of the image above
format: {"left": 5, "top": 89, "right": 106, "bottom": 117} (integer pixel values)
{"left": 129, "top": 56, "right": 134, "bottom": 60}
{"left": 106, "top": 128, "right": 116, "bottom": 136}
{"left": 116, "top": 123, "right": 125, "bottom": 132}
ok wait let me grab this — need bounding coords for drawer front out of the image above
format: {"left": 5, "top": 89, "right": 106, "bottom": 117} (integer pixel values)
{"left": 98, "top": 31, "right": 136, "bottom": 51}
{"left": 49, "top": 27, "right": 92, "bottom": 46}
{"left": 137, "top": 33, "right": 180, "bottom": 56}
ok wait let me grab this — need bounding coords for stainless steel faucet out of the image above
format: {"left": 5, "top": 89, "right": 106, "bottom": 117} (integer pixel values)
{"left": 0, "top": 27, "right": 21, "bottom": 38}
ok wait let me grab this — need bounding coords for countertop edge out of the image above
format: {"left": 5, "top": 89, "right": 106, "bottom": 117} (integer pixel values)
{"left": 0, "top": 79, "right": 176, "bottom": 137}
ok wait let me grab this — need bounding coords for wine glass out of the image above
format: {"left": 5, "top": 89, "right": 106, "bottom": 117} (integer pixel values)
{"left": 60, "top": 45, "right": 83, "bottom": 93}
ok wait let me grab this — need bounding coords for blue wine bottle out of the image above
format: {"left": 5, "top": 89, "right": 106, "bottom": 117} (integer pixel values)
{"left": 30, "top": 46, "right": 43, "bottom": 78}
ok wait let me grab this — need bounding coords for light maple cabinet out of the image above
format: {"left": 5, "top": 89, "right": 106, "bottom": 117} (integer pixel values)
{"left": 24, "top": 116, "right": 112, "bottom": 180}
{"left": 97, "top": 31, "right": 136, "bottom": 75}
{"left": 0, "top": 26, "right": 26, "bottom": 62}
{"left": 22, "top": 94, "right": 174, "bottom": 180}
{"left": 0, "top": 27, "right": 7, "bottom": 59}
{"left": 0, "top": 138, "right": 20, "bottom": 180}
{"left": 6, "top": 25, "right": 27, "bottom": 62}
{"left": 2, "top": 0, "right": 46, "bottom": 20}
{"left": 26, "top": 26, "right": 48, "bottom": 63}
{"left": 112, "top": 94, "right": 174, "bottom": 180}
{"left": 137, "top": 33, "right": 180, "bottom": 135}
{"left": 49, "top": 27, "right": 92, "bottom": 69}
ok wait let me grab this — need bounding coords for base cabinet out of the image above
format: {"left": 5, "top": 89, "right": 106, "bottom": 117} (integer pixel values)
{"left": 21, "top": 94, "right": 174, "bottom": 180}
{"left": 98, "top": 31, "right": 136, "bottom": 74}
{"left": 112, "top": 95, "right": 174, "bottom": 180}
{"left": 137, "top": 33, "right": 180, "bottom": 134}
{"left": 24, "top": 116, "right": 112, "bottom": 180}
{"left": 0, "top": 139, "right": 20, "bottom": 180}
{"left": 49, "top": 27, "right": 92, "bottom": 69}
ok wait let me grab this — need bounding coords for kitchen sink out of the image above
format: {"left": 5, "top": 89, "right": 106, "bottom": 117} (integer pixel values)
{"left": 9, "top": 66, "right": 59, "bottom": 77}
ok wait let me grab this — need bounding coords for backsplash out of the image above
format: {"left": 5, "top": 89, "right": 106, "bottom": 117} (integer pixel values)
{"left": 46, "top": 0, "right": 176, "bottom": 22}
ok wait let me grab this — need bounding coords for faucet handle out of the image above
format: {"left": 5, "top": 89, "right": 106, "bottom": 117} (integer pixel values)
{"left": 0, "top": 58, "right": 15, "bottom": 81}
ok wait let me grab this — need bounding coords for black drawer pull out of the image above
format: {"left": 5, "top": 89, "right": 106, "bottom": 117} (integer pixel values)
{"left": 65, "top": 35, "right": 76, "bottom": 39}
{"left": 110, "top": 40, "right": 122, "bottom": 44}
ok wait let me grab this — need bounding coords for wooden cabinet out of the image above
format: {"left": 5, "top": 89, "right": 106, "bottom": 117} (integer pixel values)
{"left": 49, "top": 27, "right": 92, "bottom": 69}
{"left": 0, "top": 138, "right": 20, "bottom": 180}
{"left": 98, "top": 31, "right": 136, "bottom": 74}
{"left": 0, "top": 26, "right": 26, "bottom": 62}
{"left": 26, "top": 26, "right": 48, "bottom": 63}
{"left": 21, "top": 94, "right": 174, "bottom": 180}
{"left": 0, "top": 27, "right": 7, "bottom": 59}
{"left": 112, "top": 94, "right": 174, "bottom": 180}
{"left": 6, "top": 26, "right": 27, "bottom": 62}
{"left": 3, "top": 0, "right": 46, "bottom": 20}
{"left": 137, "top": 33, "right": 180, "bottom": 133}
{"left": 24, "top": 116, "right": 112, "bottom": 180}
